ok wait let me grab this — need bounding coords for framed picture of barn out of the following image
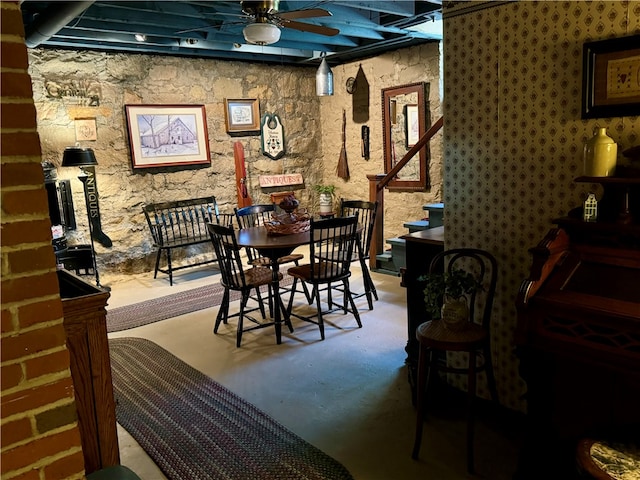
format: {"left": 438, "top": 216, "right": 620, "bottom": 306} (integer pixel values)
{"left": 125, "top": 104, "right": 211, "bottom": 168}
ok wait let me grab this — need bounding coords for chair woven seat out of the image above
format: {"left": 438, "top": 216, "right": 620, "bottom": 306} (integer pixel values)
{"left": 228, "top": 266, "right": 281, "bottom": 289}
{"left": 417, "top": 320, "right": 487, "bottom": 351}
{"left": 288, "top": 263, "right": 345, "bottom": 282}
{"left": 251, "top": 253, "right": 304, "bottom": 267}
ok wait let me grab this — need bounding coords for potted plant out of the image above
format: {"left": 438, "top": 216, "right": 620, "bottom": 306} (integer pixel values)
{"left": 420, "top": 268, "right": 482, "bottom": 330}
{"left": 313, "top": 184, "right": 336, "bottom": 215}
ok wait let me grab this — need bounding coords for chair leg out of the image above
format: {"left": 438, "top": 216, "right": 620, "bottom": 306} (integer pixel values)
{"left": 466, "top": 350, "right": 477, "bottom": 475}
{"left": 412, "top": 345, "right": 435, "bottom": 459}
{"left": 277, "top": 293, "right": 294, "bottom": 333}
{"left": 483, "top": 343, "right": 499, "bottom": 403}
{"left": 153, "top": 249, "right": 162, "bottom": 279}
{"left": 266, "top": 284, "right": 274, "bottom": 318}
{"left": 308, "top": 285, "right": 315, "bottom": 305}
{"left": 236, "top": 291, "right": 250, "bottom": 347}
{"left": 344, "top": 279, "right": 361, "bottom": 328}
{"left": 314, "top": 285, "right": 325, "bottom": 340}
{"left": 286, "top": 277, "right": 299, "bottom": 315}
{"left": 254, "top": 286, "right": 267, "bottom": 319}
{"left": 326, "top": 281, "right": 333, "bottom": 310}
{"left": 360, "top": 257, "right": 377, "bottom": 308}
{"left": 214, "top": 288, "right": 230, "bottom": 332}
{"left": 166, "top": 248, "right": 173, "bottom": 286}
{"left": 293, "top": 260, "right": 313, "bottom": 303}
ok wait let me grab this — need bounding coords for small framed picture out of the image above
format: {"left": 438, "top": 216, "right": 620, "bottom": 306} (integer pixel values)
{"left": 75, "top": 118, "right": 97, "bottom": 141}
{"left": 224, "top": 98, "right": 260, "bottom": 134}
{"left": 582, "top": 34, "right": 640, "bottom": 118}
{"left": 125, "top": 104, "right": 211, "bottom": 169}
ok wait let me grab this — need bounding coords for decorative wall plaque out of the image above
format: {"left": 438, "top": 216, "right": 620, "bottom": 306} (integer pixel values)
{"left": 75, "top": 118, "right": 97, "bottom": 141}
{"left": 260, "top": 112, "right": 285, "bottom": 160}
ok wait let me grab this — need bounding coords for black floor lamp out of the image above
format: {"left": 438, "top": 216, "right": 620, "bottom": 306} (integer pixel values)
{"left": 61, "top": 146, "right": 102, "bottom": 288}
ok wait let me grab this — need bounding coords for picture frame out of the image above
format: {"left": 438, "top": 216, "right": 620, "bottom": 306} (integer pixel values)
{"left": 125, "top": 104, "right": 210, "bottom": 169}
{"left": 75, "top": 117, "right": 97, "bottom": 141}
{"left": 582, "top": 34, "right": 640, "bottom": 119}
{"left": 404, "top": 104, "right": 419, "bottom": 148}
{"left": 224, "top": 98, "right": 260, "bottom": 134}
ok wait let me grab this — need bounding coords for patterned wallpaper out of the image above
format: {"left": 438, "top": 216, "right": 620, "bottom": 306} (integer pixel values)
{"left": 443, "top": 1, "right": 640, "bottom": 411}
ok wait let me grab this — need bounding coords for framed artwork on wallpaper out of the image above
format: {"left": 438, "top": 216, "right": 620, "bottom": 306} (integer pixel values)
{"left": 224, "top": 98, "right": 260, "bottom": 134}
{"left": 582, "top": 34, "right": 640, "bottom": 118}
{"left": 125, "top": 104, "right": 210, "bottom": 168}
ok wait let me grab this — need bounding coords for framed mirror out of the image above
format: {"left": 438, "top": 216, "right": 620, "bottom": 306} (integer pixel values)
{"left": 382, "top": 82, "right": 430, "bottom": 191}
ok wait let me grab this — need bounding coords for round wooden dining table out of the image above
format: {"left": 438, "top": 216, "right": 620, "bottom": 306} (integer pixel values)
{"left": 235, "top": 226, "right": 310, "bottom": 344}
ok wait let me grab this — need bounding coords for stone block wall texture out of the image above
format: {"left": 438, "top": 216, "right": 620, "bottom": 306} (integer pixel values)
{"left": 443, "top": 1, "right": 640, "bottom": 411}
{"left": 316, "top": 43, "right": 443, "bottom": 241}
{"left": 28, "top": 43, "right": 442, "bottom": 276}
{"left": 1, "top": 2, "right": 86, "bottom": 479}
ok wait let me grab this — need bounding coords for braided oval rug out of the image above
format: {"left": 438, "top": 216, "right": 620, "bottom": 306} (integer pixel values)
{"left": 109, "top": 337, "right": 354, "bottom": 480}
{"left": 107, "top": 276, "right": 294, "bottom": 333}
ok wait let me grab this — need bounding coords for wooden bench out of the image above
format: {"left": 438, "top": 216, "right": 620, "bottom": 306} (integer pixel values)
{"left": 143, "top": 196, "right": 234, "bottom": 285}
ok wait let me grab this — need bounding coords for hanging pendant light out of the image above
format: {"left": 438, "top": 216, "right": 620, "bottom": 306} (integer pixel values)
{"left": 316, "top": 53, "right": 333, "bottom": 96}
{"left": 243, "top": 23, "right": 281, "bottom": 45}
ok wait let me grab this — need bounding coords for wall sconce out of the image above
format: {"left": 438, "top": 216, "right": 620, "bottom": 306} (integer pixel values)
{"left": 61, "top": 146, "right": 103, "bottom": 288}
{"left": 316, "top": 53, "right": 333, "bottom": 96}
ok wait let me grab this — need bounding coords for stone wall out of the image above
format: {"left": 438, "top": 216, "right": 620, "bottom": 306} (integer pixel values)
{"left": 28, "top": 42, "right": 442, "bottom": 276}
{"left": 317, "top": 43, "right": 443, "bottom": 242}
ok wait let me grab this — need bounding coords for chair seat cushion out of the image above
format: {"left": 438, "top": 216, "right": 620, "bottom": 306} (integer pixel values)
{"left": 250, "top": 253, "right": 304, "bottom": 267}
{"left": 315, "top": 251, "right": 358, "bottom": 262}
{"left": 279, "top": 253, "right": 304, "bottom": 264}
{"left": 416, "top": 320, "right": 487, "bottom": 351}
{"left": 224, "top": 266, "right": 281, "bottom": 289}
{"left": 288, "top": 263, "right": 346, "bottom": 282}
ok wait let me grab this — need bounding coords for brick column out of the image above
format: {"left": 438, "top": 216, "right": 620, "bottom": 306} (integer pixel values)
{"left": 1, "top": 2, "right": 86, "bottom": 479}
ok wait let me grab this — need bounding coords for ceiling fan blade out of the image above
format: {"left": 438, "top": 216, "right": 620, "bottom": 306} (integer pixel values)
{"left": 279, "top": 19, "right": 339, "bottom": 37}
{"left": 175, "top": 20, "right": 248, "bottom": 35}
{"left": 277, "top": 8, "right": 332, "bottom": 20}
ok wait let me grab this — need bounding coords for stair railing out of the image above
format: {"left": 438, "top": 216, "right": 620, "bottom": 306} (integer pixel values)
{"left": 367, "top": 116, "right": 444, "bottom": 270}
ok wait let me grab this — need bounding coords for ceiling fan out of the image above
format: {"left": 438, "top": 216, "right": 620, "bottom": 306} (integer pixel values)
{"left": 178, "top": 1, "right": 339, "bottom": 45}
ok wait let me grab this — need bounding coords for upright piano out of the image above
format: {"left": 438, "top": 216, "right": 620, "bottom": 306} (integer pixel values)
{"left": 515, "top": 176, "right": 640, "bottom": 477}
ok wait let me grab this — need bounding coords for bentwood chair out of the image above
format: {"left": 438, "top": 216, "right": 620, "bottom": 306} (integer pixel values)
{"left": 332, "top": 199, "right": 379, "bottom": 310}
{"left": 412, "top": 248, "right": 498, "bottom": 474}
{"left": 234, "top": 204, "right": 311, "bottom": 304}
{"left": 207, "top": 223, "right": 292, "bottom": 347}
{"left": 286, "top": 215, "right": 362, "bottom": 340}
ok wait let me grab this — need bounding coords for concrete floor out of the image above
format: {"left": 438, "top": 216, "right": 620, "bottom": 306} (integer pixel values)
{"left": 103, "top": 259, "right": 524, "bottom": 480}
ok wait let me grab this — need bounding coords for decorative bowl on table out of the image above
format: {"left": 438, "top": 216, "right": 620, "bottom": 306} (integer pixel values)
{"left": 265, "top": 210, "right": 310, "bottom": 235}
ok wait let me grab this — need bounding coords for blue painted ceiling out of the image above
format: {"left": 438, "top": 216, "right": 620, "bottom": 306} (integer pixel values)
{"left": 21, "top": 1, "right": 443, "bottom": 66}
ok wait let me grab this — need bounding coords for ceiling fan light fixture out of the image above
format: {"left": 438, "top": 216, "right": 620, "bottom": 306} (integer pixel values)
{"left": 316, "top": 56, "right": 333, "bottom": 96}
{"left": 243, "top": 23, "right": 281, "bottom": 45}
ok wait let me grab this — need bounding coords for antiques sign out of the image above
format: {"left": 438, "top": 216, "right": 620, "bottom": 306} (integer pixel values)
{"left": 45, "top": 77, "right": 101, "bottom": 106}
{"left": 259, "top": 173, "right": 303, "bottom": 187}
